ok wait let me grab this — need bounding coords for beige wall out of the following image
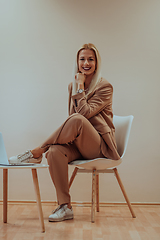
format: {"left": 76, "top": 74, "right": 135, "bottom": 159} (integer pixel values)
{"left": 0, "top": 0, "right": 160, "bottom": 203}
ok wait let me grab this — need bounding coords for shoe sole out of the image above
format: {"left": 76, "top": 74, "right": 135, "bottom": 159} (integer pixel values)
{"left": 48, "top": 215, "right": 73, "bottom": 222}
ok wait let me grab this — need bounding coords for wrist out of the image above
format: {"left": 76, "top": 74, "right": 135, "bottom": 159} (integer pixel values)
{"left": 78, "top": 83, "right": 84, "bottom": 90}
{"left": 77, "top": 89, "right": 84, "bottom": 94}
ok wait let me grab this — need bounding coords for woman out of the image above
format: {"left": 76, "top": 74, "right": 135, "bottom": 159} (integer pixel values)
{"left": 9, "top": 43, "right": 120, "bottom": 222}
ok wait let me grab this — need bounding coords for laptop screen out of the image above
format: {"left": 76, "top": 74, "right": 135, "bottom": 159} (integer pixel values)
{"left": 0, "top": 132, "right": 9, "bottom": 165}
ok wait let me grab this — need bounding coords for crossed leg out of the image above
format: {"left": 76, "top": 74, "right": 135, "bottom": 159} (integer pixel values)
{"left": 31, "top": 113, "right": 104, "bottom": 205}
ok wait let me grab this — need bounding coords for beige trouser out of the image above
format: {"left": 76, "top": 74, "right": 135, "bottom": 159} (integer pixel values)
{"left": 40, "top": 113, "right": 105, "bottom": 205}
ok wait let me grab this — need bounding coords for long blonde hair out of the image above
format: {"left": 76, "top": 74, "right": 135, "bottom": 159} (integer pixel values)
{"left": 72, "top": 43, "right": 101, "bottom": 97}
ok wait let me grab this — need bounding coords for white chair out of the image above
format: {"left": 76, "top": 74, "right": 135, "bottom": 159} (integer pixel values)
{"left": 0, "top": 164, "right": 48, "bottom": 232}
{"left": 69, "top": 115, "right": 136, "bottom": 222}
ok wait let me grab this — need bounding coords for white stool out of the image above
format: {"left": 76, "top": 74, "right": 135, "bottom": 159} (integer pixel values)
{"left": 0, "top": 164, "right": 49, "bottom": 232}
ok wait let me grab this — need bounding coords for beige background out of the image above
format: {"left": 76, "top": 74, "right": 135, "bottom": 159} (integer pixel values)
{"left": 0, "top": 0, "right": 159, "bottom": 204}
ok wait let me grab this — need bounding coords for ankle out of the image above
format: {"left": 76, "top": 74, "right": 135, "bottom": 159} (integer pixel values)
{"left": 67, "top": 203, "right": 72, "bottom": 209}
{"left": 31, "top": 147, "right": 44, "bottom": 158}
{"left": 60, "top": 203, "right": 71, "bottom": 209}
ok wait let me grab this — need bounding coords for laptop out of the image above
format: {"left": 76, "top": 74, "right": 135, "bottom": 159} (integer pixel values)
{"left": 0, "top": 132, "right": 34, "bottom": 166}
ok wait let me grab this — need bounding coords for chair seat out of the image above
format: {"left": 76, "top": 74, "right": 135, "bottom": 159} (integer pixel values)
{"left": 69, "top": 158, "right": 122, "bottom": 170}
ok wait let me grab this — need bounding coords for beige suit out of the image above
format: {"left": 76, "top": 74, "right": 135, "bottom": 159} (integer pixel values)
{"left": 41, "top": 78, "right": 120, "bottom": 205}
{"left": 68, "top": 78, "right": 120, "bottom": 160}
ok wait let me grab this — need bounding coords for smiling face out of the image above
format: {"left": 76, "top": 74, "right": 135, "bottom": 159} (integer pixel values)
{"left": 78, "top": 49, "right": 97, "bottom": 76}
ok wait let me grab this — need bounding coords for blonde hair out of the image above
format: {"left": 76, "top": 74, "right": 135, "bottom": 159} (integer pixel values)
{"left": 72, "top": 43, "right": 101, "bottom": 97}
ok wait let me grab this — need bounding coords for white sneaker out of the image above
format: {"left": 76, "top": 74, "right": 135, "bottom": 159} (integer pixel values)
{"left": 48, "top": 204, "right": 74, "bottom": 222}
{"left": 9, "top": 150, "right": 42, "bottom": 164}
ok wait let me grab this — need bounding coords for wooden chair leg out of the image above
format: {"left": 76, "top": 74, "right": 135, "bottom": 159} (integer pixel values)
{"left": 3, "top": 169, "right": 8, "bottom": 223}
{"left": 69, "top": 167, "right": 78, "bottom": 188}
{"left": 31, "top": 169, "right": 45, "bottom": 232}
{"left": 91, "top": 169, "right": 96, "bottom": 223}
{"left": 96, "top": 173, "right": 99, "bottom": 212}
{"left": 113, "top": 168, "right": 136, "bottom": 218}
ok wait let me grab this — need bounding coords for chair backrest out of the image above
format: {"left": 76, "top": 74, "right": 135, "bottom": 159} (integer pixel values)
{"left": 113, "top": 115, "right": 134, "bottom": 158}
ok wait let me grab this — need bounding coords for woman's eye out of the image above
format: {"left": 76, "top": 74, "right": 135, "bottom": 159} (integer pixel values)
{"left": 79, "top": 58, "right": 95, "bottom": 61}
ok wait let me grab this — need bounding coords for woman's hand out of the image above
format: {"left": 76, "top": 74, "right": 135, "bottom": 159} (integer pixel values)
{"left": 75, "top": 73, "right": 86, "bottom": 84}
{"left": 75, "top": 73, "right": 86, "bottom": 90}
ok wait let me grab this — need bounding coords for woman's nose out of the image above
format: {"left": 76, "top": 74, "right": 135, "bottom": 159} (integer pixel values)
{"left": 84, "top": 59, "right": 89, "bottom": 65}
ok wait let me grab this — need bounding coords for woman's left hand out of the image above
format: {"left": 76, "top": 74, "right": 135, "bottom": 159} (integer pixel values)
{"left": 75, "top": 73, "right": 86, "bottom": 85}
{"left": 75, "top": 73, "right": 86, "bottom": 90}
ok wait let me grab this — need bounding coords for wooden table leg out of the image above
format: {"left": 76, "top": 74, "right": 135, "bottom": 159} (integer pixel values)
{"left": 31, "top": 169, "right": 45, "bottom": 233}
{"left": 3, "top": 169, "right": 8, "bottom": 223}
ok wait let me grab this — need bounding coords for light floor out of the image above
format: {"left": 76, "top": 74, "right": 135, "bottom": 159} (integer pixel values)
{"left": 0, "top": 203, "right": 160, "bottom": 240}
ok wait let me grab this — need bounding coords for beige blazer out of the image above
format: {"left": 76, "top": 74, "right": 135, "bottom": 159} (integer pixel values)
{"left": 68, "top": 78, "right": 120, "bottom": 160}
